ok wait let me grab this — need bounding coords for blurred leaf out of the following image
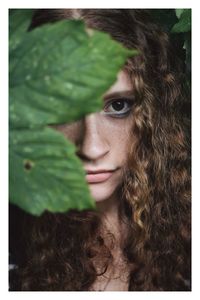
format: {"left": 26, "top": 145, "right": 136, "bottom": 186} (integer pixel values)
{"left": 183, "top": 32, "right": 191, "bottom": 75}
{"left": 171, "top": 9, "right": 191, "bottom": 76}
{"left": 9, "top": 127, "right": 95, "bottom": 215}
{"left": 171, "top": 9, "right": 191, "bottom": 33}
{"left": 175, "top": 9, "right": 184, "bottom": 19}
{"left": 9, "top": 9, "right": 33, "bottom": 53}
{"left": 10, "top": 19, "right": 136, "bottom": 129}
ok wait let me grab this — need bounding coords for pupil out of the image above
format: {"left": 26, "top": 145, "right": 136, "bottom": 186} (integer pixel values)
{"left": 112, "top": 101, "right": 124, "bottom": 111}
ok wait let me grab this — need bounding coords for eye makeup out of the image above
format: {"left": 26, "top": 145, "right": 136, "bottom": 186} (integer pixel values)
{"left": 102, "top": 91, "right": 135, "bottom": 118}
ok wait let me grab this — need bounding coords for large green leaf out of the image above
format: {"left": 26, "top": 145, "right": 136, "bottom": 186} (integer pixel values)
{"left": 9, "top": 11, "right": 137, "bottom": 215}
{"left": 9, "top": 9, "right": 33, "bottom": 53}
{"left": 9, "top": 127, "right": 95, "bottom": 215}
{"left": 10, "top": 19, "right": 136, "bottom": 129}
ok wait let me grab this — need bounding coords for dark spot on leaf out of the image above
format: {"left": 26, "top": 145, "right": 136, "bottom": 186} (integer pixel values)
{"left": 24, "top": 160, "right": 34, "bottom": 171}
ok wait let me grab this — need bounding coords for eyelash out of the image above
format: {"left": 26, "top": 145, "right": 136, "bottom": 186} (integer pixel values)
{"left": 102, "top": 98, "right": 133, "bottom": 118}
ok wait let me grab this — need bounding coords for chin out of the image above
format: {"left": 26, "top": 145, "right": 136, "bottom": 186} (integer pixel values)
{"left": 89, "top": 183, "right": 116, "bottom": 203}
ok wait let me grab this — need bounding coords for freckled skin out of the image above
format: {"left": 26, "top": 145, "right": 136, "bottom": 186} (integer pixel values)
{"left": 53, "top": 71, "right": 134, "bottom": 203}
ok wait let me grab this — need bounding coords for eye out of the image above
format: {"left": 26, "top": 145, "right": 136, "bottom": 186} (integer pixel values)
{"left": 103, "top": 98, "right": 133, "bottom": 117}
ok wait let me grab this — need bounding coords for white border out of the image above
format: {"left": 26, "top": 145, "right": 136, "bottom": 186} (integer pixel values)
{"left": 1, "top": 1, "right": 198, "bottom": 299}
{"left": 3, "top": 0, "right": 195, "bottom": 9}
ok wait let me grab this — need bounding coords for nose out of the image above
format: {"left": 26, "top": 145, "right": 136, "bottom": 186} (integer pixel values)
{"left": 77, "top": 113, "right": 109, "bottom": 162}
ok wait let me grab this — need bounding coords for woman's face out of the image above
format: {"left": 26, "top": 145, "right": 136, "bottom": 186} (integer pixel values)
{"left": 54, "top": 71, "right": 134, "bottom": 203}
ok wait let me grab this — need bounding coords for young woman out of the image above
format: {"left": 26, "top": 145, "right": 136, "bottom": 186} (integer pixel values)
{"left": 9, "top": 9, "right": 191, "bottom": 291}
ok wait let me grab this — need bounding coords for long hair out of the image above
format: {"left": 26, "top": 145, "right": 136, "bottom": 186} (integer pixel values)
{"left": 9, "top": 9, "right": 191, "bottom": 291}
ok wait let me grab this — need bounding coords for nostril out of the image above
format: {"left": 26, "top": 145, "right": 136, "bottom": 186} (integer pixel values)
{"left": 77, "top": 147, "right": 109, "bottom": 162}
{"left": 76, "top": 150, "right": 88, "bottom": 161}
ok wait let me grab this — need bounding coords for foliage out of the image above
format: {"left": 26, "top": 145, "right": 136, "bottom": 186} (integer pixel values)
{"left": 9, "top": 9, "right": 136, "bottom": 216}
{"left": 150, "top": 9, "right": 191, "bottom": 77}
{"left": 172, "top": 9, "right": 191, "bottom": 33}
{"left": 172, "top": 9, "right": 191, "bottom": 76}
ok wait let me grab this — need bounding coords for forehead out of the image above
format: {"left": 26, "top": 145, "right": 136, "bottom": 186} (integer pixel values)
{"left": 104, "top": 70, "right": 133, "bottom": 96}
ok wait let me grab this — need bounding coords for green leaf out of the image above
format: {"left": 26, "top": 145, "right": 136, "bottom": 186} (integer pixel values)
{"left": 175, "top": 9, "right": 184, "bottom": 19}
{"left": 9, "top": 127, "right": 95, "bottom": 216}
{"left": 9, "top": 19, "right": 136, "bottom": 129}
{"left": 183, "top": 32, "right": 191, "bottom": 75}
{"left": 9, "top": 9, "right": 33, "bottom": 53}
{"left": 171, "top": 9, "right": 191, "bottom": 33}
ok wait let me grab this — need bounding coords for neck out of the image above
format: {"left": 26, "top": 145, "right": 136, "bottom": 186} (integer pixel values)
{"left": 91, "top": 194, "right": 130, "bottom": 291}
{"left": 96, "top": 193, "right": 125, "bottom": 247}
{"left": 96, "top": 192, "right": 119, "bottom": 217}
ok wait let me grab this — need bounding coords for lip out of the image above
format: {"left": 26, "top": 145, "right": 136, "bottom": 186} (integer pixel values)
{"left": 85, "top": 169, "right": 115, "bottom": 184}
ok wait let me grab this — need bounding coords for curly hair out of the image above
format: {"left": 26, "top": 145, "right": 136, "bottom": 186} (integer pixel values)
{"left": 9, "top": 9, "right": 191, "bottom": 291}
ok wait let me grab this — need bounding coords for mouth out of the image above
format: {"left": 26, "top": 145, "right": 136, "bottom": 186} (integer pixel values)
{"left": 85, "top": 169, "right": 116, "bottom": 184}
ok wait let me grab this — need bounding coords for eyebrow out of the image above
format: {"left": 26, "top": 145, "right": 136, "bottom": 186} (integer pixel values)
{"left": 103, "top": 90, "right": 134, "bottom": 101}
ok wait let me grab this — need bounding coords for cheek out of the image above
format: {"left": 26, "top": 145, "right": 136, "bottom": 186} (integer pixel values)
{"left": 115, "top": 136, "right": 131, "bottom": 165}
{"left": 103, "top": 118, "right": 132, "bottom": 162}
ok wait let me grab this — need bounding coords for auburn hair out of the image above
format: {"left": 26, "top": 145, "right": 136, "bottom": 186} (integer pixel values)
{"left": 9, "top": 9, "right": 191, "bottom": 291}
